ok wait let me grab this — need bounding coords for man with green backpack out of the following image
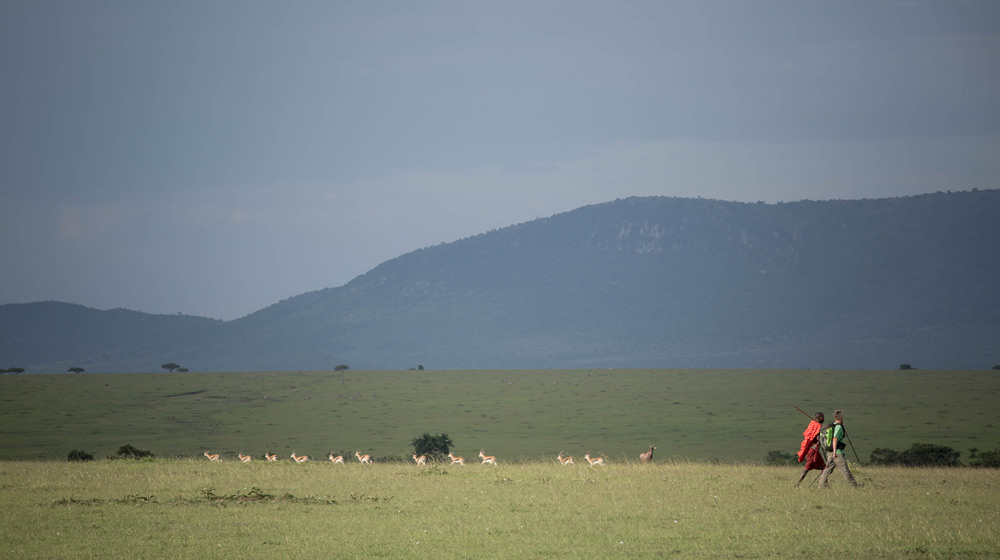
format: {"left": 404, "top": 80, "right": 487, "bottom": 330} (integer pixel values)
{"left": 817, "top": 409, "right": 859, "bottom": 488}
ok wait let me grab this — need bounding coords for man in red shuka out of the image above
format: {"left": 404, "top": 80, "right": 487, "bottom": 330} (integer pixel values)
{"left": 794, "top": 412, "right": 826, "bottom": 487}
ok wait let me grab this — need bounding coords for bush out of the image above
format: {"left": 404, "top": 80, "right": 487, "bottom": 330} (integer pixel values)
{"left": 869, "top": 443, "right": 959, "bottom": 467}
{"left": 968, "top": 448, "right": 1000, "bottom": 468}
{"left": 411, "top": 432, "right": 454, "bottom": 461}
{"left": 869, "top": 447, "right": 901, "bottom": 466}
{"left": 765, "top": 450, "right": 797, "bottom": 466}
{"left": 67, "top": 449, "right": 94, "bottom": 462}
{"left": 116, "top": 444, "right": 153, "bottom": 460}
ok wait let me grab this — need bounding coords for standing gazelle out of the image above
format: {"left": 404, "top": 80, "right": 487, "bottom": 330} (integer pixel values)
{"left": 639, "top": 445, "right": 656, "bottom": 463}
{"left": 355, "top": 451, "right": 372, "bottom": 464}
{"left": 557, "top": 451, "right": 575, "bottom": 465}
{"left": 479, "top": 449, "right": 498, "bottom": 466}
{"left": 447, "top": 452, "right": 465, "bottom": 465}
{"left": 413, "top": 453, "right": 427, "bottom": 466}
{"left": 583, "top": 452, "right": 605, "bottom": 467}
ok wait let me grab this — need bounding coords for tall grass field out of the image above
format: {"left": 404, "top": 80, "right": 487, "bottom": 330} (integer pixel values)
{"left": 2, "top": 369, "right": 999, "bottom": 557}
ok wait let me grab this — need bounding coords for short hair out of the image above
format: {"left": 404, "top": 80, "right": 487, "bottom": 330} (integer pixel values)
{"left": 815, "top": 412, "right": 825, "bottom": 423}
{"left": 834, "top": 410, "right": 843, "bottom": 421}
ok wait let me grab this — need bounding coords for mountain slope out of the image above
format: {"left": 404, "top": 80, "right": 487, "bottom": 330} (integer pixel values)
{"left": 3, "top": 191, "right": 999, "bottom": 372}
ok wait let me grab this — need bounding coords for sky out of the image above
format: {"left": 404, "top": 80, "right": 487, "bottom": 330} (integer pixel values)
{"left": 2, "top": 0, "right": 999, "bottom": 320}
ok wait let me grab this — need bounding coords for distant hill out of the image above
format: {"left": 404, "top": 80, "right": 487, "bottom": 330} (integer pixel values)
{"left": 3, "top": 190, "right": 999, "bottom": 372}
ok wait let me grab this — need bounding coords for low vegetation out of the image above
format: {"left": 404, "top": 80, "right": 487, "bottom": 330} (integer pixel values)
{"left": 0, "top": 459, "right": 997, "bottom": 558}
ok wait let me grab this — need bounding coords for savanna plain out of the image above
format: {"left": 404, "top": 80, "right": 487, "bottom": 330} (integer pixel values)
{"left": 2, "top": 369, "right": 998, "bottom": 558}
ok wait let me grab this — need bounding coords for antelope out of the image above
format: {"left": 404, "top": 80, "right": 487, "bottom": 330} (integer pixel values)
{"left": 639, "top": 445, "right": 656, "bottom": 463}
{"left": 264, "top": 452, "right": 278, "bottom": 462}
{"left": 290, "top": 452, "right": 309, "bottom": 463}
{"left": 583, "top": 453, "right": 605, "bottom": 467}
{"left": 355, "top": 451, "right": 372, "bottom": 464}
{"left": 413, "top": 453, "right": 427, "bottom": 466}
{"left": 479, "top": 449, "right": 498, "bottom": 466}
{"left": 204, "top": 451, "right": 221, "bottom": 462}
{"left": 328, "top": 453, "right": 345, "bottom": 464}
{"left": 447, "top": 451, "right": 465, "bottom": 465}
{"left": 557, "top": 451, "right": 575, "bottom": 465}
{"left": 238, "top": 452, "right": 252, "bottom": 463}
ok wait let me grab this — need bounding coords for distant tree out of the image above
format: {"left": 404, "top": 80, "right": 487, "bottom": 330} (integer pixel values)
{"left": 869, "top": 447, "right": 901, "bottom": 466}
{"left": 335, "top": 364, "right": 349, "bottom": 385}
{"left": 411, "top": 432, "right": 454, "bottom": 462}
{"left": 993, "top": 365, "right": 1000, "bottom": 370}
{"left": 68, "top": 367, "right": 85, "bottom": 374}
{"left": 899, "top": 364, "right": 913, "bottom": 370}
{"left": 2, "top": 367, "right": 25, "bottom": 374}
{"left": 417, "top": 365, "right": 424, "bottom": 371}
{"left": 161, "top": 363, "right": 181, "bottom": 373}
{"left": 177, "top": 368, "right": 189, "bottom": 372}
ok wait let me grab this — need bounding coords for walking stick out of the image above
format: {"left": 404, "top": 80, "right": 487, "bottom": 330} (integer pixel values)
{"left": 841, "top": 425, "right": 863, "bottom": 465}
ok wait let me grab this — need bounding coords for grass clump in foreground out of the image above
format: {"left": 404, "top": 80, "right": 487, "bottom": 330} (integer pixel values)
{"left": 1, "top": 459, "right": 997, "bottom": 558}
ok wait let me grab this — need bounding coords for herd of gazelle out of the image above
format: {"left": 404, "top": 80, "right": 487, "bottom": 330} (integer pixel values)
{"left": 204, "top": 445, "right": 656, "bottom": 465}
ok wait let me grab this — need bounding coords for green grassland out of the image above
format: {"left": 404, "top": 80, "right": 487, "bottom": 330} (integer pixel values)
{"left": 3, "top": 370, "right": 999, "bottom": 558}
{"left": 1, "top": 460, "right": 998, "bottom": 558}
{"left": 2, "top": 369, "right": 998, "bottom": 462}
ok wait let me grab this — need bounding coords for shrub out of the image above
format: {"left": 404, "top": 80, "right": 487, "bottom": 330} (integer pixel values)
{"left": 67, "top": 449, "right": 94, "bottom": 462}
{"left": 968, "top": 448, "right": 1000, "bottom": 468}
{"left": 765, "top": 450, "right": 797, "bottom": 466}
{"left": 116, "top": 444, "right": 153, "bottom": 460}
{"left": 869, "top": 443, "right": 959, "bottom": 467}
{"left": 411, "top": 432, "right": 454, "bottom": 461}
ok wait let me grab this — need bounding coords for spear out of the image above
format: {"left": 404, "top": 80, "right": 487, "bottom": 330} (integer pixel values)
{"left": 790, "top": 403, "right": 821, "bottom": 422}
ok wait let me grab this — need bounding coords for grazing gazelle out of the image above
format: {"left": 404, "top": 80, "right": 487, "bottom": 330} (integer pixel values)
{"left": 557, "top": 451, "right": 575, "bottom": 465}
{"left": 583, "top": 452, "right": 605, "bottom": 467}
{"left": 328, "top": 453, "right": 345, "bottom": 464}
{"left": 447, "top": 451, "right": 465, "bottom": 466}
{"left": 238, "top": 452, "right": 252, "bottom": 463}
{"left": 355, "top": 451, "right": 372, "bottom": 464}
{"left": 290, "top": 452, "right": 309, "bottom": 463}
{"left": 639, "top": 445, "right": 656, "bottom": 463}
{"left": 204, "top": 451, "right": 221, "bottom": 462}
{"left": 479, "top": 449, "right": 498, "bottom": 466}
{"left": 264, "top": 452, "right": 278, "bottom": 462}
{"left": 413, "top": 453, "right": 427, "bottom": 466}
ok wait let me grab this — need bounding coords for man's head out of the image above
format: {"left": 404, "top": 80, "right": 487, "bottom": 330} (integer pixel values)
{"left": 833, "top": 410, "right": 844, "bottom": 423}
{"left": 815, "top": 412, "right": 825, "bottom": 424}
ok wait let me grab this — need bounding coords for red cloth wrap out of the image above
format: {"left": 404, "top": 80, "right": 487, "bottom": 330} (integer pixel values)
{"left": 797, "top": 420, "right": 822, "bottom": 462}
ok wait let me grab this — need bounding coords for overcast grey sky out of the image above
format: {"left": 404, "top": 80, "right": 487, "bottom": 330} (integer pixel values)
{"left": 2, "top": 0, "right": 999, "bottom": 320}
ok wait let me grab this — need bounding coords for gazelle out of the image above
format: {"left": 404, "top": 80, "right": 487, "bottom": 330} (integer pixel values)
{"left": 328, "top": 453, "right": 345, "bottom": 464}
{"left": 479, "top": 449, "right": 498, "bottom": 466}
{"left": 204, "top": 451, "right": 221, "bottom": 462}
{"left": 238, "top": 452, "right": 252, "bottom": 463}
{"left": 413, "top": 453, "right": 427, "bottom": 466}
{"left": 639, "top": 444, "right": 656, "bottom": 463}
{"left": 447, "top": 451, "right": 465, "bottom": 466}
{"left": 557, "top": 451, "right": 575, "bottom": 465}
{"left": 290, "top": 452, "right": 309, "bottom": 463}
{"left": 583, "top": 452, "right": 605, "bottom": 467}
{"left": 355, "top": 451, "right": 372, "bottom": 464}
{"left": 264, "top": 452, "right": 278, "bottom": 461}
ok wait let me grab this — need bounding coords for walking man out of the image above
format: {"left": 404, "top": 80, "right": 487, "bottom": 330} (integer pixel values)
{"left": 817, "top": 410, "right": 858, "bottom": 488}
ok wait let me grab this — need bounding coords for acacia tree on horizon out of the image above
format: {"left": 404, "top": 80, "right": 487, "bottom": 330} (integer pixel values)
{"left": 161, "top": 362, "right": 181, "bottom": 373}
